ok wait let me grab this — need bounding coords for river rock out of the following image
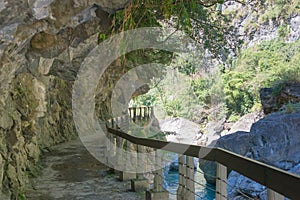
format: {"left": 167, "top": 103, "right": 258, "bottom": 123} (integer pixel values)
{"left": 199, "top": 111, "right": 300, "bottom": 194}
{"left": 225, "top": 111, "right": 264, "bottom": 135}
{"left": 159, "top": 118, "right": 200, "bottom": 171}
{"left": 199, "top": 131, "right": 251, "bottom": 183}
{"left": 159, "top": 117, "right": 201, "bottom": 145}
{"left": 227, "top": 163, "right": 300, "bottom": 200}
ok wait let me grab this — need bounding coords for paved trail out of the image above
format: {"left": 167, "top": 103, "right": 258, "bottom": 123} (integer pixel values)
{"left": 26, "top": 139, "right": 142, "bottom": 200}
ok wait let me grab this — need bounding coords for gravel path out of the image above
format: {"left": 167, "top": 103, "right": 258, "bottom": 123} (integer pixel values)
{"left": 25, "top": 139, "right": 142, "bottom": 200}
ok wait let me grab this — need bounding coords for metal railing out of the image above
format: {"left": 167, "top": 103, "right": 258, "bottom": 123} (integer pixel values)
{"left": 105, "top": 107, "right": 300, "bottom": 200}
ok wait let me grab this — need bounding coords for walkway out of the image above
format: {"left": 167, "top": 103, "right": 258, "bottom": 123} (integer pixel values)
{"left": 25, "top": 139, "right": 142, "bottom": 200}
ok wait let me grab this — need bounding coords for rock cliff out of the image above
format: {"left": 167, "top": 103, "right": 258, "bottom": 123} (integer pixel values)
{"left": 0, "top": 0, "right": 129, "bottom": 198}
{"left": 260, "top": 81, "right": 300, "bottom": 114}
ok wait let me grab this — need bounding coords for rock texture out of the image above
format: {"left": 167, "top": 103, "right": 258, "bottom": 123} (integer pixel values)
{"left": 25, "top": 138, "right": 141, "bottom": 200}
{"left": 0, "top": 0, "right": 130, "bottom": 198}
{"left": 159, "top": 117, "right": 202, "bottom": 145}
{"left": 199, "top": 112, "right": 300, "bottom": 199}
{"left": 224, "top": 111, "right": 264, "bottom": 135}
{"left": 223, "top": 1, "right": 300, "bottom": 48}
{"left": 260, "top": 81, "right": 300, "bottom": 114}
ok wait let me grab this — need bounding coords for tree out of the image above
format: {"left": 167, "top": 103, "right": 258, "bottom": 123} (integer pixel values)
{"left": 111, "top": 0, "right": 246, "bottom": 58}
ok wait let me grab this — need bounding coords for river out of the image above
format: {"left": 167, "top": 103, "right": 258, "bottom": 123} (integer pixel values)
{"left": 165, "top": 169, "right": 215, "bottom": 200}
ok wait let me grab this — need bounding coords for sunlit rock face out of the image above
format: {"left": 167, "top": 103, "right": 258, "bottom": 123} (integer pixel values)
{"left": 200, "top": 112, "right": 300, "bottom": 199}
{"left": 0, "top": 0, "right": 129, "bottom": 198}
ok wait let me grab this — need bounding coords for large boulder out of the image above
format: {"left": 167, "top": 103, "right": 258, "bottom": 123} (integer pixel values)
{"left": 159, "top": 117, "right": 201, "bottom": 145}
{"left": 199, "top": 111, "right": 300, "bottom": 198}
{"left": 225, "top": 111, "right": 264, "bottom": 135}
{"left": 249, "top": 112, "right": 300, "bottom": 170}
{"left": 159, "top": 118, "right": 200, "bottom": 171}
{"left": 227, "top": 163, "right": 300, "bottom": 200}
{"left": 199, "top": 131, "right": 252, "bottom": 183}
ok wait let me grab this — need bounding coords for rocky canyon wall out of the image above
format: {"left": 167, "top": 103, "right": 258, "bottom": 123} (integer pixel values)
{"left": 0, "top": 0, "right": 130, "bottom": 198}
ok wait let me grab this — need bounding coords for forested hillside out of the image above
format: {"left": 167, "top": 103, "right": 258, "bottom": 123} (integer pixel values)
{"left": 127, "top": 0, "right": 300, "bottom": 125}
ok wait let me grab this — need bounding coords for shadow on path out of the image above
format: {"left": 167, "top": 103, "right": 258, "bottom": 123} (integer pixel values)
{"left": 26, "top": 139, "right": 142, "bottom": 200}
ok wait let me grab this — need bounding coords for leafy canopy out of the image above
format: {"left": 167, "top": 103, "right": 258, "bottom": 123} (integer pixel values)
{"left": 111, "top": 0, "right": 243, "bottom": 56}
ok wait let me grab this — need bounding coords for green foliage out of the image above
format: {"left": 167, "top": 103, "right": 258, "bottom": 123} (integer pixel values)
{"left": 191, "top": 78, "right": 212, "bottom": 104}
{"left": 223, "top": 70, "right": 256, "bottom": 117}
{"left": 281, "top": 102, "right": 300, "bottom": 114}
{"left": 11, "top": 75, "right": 40, "bottom": 121}
{"left": 164, "top": 99, "right": 182, "bottom": 117}
{"left": 277, "top": 24, "right": 290, "bottom": 38}
{"left": 223, "top": 39, "right": 300, "bottom": 118}
{"left": 98, "top": 33, "right": 107, "bottom": 43}
{"left": 132, "top": 55, "right": 225, "bottom": 122}
{"left": 133, "top": 93, "right": 157, "bottom": 107}
{"left": 133, "top": 39, "right": 300, "bottom": 123}
{"left": 111, "top": 0, "right": 240, "bottom": 57}
{"left": 18, "top": 193, "right": 26, "bottom": 200}
{"left": 259, "top": 0, "right": 300, "bottom": 23}
{"left": 121, "top": 1, "right": 300, "bottom": 123}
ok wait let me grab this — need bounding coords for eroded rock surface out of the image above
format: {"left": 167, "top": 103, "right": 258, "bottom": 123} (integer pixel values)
{"left": 0, "top": 0, "right": 130, "bottom": 198}
{"left": 199, "top": 112, "right": 300, "bottom": 199}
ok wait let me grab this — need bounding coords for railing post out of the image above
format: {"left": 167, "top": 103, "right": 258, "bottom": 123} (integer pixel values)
{"left": 115, "top": 136, "right": 123, "bottom": 173}
{"left": 115, "top": 117, "right": 119, "bottom": 129}
{"left": 153, "top": 150, "right": 162, "bottom": 192}
{"left": 110, "top": 133, "right": 115, "bottom": 163}
{"left": 129, "top": 108, "right": 132, "bottom": 119}
{"left": 146, "top": 150, "right": 169, "bottom": 200}
{"left": 177, "top": 155, "right": 185, "bottom": 200}
{"left": 111, "top": 118, "right": 115, "bottom": 129}
{"left": 131, "top": 145, "right": 149, "bottom": 192}
{"left": 150, "top": 107, "right": 154, "bottom": 118}
{"left": 146, "top": 107, "right": 150, "bottom": 119}
{"left": 119, "top": 140, "right": 136, "bottom": 181}
{"left": 139, "top": 107, "right": 142, "bottom": 121}
{"left": 143, "top": 107, "right": 147, "bottom": 120}
{"left": 186, "top": 156, "right": 195, "bottom": 200}
{"left": 133, "top": 107, "right": 137, "bottom": 122}
{"left": 105, "top": 119, "right": 114, "bottom": 167}
{"left": 268, "top": 189, "right": 284, "bottom": 200}
{"left": 216, "top": 162, "right": 227, "bottom": 200}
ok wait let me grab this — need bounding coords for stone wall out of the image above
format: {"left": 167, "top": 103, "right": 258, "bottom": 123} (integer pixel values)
{"left": 0, "top": 0, "right": 130, "bottom": 198}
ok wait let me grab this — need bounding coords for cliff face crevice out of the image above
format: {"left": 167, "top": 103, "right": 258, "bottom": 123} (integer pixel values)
{"left": 0, "top": 0, "right": 130, "bottom": 198}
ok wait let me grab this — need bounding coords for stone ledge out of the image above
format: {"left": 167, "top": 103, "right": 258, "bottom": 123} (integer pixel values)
{"left": 145, "top": 189, "right": 169, "bottom": 200}
{"left": 131, "top": 179, "right": 149, "bottom": 192}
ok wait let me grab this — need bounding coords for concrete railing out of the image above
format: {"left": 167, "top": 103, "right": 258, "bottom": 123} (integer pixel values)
{"left": 105, "top": 107, "right": 300, "bottom": 200}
